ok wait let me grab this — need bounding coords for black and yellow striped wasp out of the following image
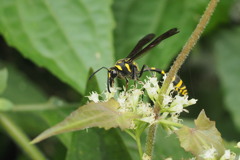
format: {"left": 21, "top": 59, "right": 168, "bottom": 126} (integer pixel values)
{"left": 89, "top": 28, "right": 188, "bottom": 95}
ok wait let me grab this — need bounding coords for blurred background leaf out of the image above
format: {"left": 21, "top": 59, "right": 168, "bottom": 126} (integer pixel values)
{"left": 0, "top": 68, "right": 7, "bottom": 94}
{"left": 66, "top": 129, "right": 132, "bottom": 160}
{"left": 0, "top": 0, "right": 114, "bottom": 94}
{"left": 213, "top": 27, "right": 240, "bottom": 131}
{"left": 113, "top": 0, "right": 209, "bottom": 70}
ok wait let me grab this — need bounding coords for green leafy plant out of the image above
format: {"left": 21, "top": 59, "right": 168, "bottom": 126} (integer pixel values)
{"left": 0, "top": 0, "right": 240, "bottom": 159}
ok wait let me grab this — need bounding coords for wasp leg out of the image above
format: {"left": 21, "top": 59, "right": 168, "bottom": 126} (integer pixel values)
{"left": 131, "top": 65, "right": 139, "bottom": 87}
{"left": 125, "top": 78, "right": 129, "bottom": 90}
{"left": 131, "top": 65, "right": 139, "bottom": 80}
{"left": 138, "top": 64, "right": 147, "bottom": 78}
{"left": 143, "top": 67, "right": 165, "bottom": 75}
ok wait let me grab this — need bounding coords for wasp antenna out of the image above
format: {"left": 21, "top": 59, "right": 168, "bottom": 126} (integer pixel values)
{"left": 88, "top": 67, "right": 109, "bottom": 80}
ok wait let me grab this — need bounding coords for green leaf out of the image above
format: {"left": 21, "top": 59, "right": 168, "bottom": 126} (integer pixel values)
{"left": 0, "top": 0, "right": 114, "bottom": 94}
{"left": 213, "top": 27, "right": 240, "bottom": 131}
{"left": 66, "top": 129, "right": 132, "bottom": 160}
{"left": 1, "top": 64, "right": 46, "bottom": 104}
{"left": 0, "top": 63, "right": 49, "bottom": 134}
{"left": 0, "top": 98, "right": 13, "bottom": 111}
{"left": 176, "top": 110, "right": 225, "bottom": 159}
{"left": 31, "top": 99, "right": 138, "bottom": 144}
{"left": 113, "top": 0, "right": 209, "bottom": 70}
{"left": 1, "top": 63, "right": 73, "bottom": 147}
{"left": 0, "top": 68, "right": 8, "bottom": 94}
{"left": 153, "top": 127, "right": 192, "bottom": 159}
{"left": 36, "top": 102, "right": 77, "bottom": 148}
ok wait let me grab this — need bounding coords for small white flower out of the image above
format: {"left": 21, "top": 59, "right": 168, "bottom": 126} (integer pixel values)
{"left": 188, "top": 98, "right": 197, "bottom": 106}
{"left": 142, "top": 153, "right": 151, "bottom": 160}
{"left": 103, "top": 87, "right": 118, "bottom": 101}
{"left": 166, "top": 95, "right": 196, "bottom": 114}
{"left": 236, "top": 142, "right": 240, "bottom": 148}
{"left": 87, "top": 92, "right": 99, "bottom": 103}
{"left": 170, "top": 113, "right": 181, "bottom": 123}
{"left": 133, "top": 102, "right": 155, "bottom": 124}
{"left": 117, "top": 87, "right": 144, "bottom": 114}
{"left": 117, "top": 91, "right": 126, "bottom": 107}
{"left": 148, "top": 76, "right": 159, "bottom": 87}
{"left": 171, "top": 96, "right": 187, "bottom": 106}
{"left": 222, "top": 150, "right": 231, "bottom": 159}
{"left": 137, "top": 102, "right": 151, "bottom": 114}
{"left": 220, "top": 150, "right": 236, "bottom": 160}
{"left": 199, "top": 146, "right": 217, "bottom": 159}
{"left": 162, "top": 95, "right": 173, "bottom": 107}
{"left": 128, "top": 88, "right": 143, "bottom": 109}
{"left": 140, "top": 116, "right": 155, "bottom": 124}
{"left": 169, "top": 104, "right": 185, "bottom": 114}
{"left": 221, "top": 150, "right": 229, "bottom": 160}
{"left": 143, "top": 76, "right": 159, "bottom": 103}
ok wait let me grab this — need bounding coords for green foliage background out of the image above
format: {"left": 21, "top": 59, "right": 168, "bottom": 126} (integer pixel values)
{"left": 0, "top": 0, "right": 239, "bottom": 159}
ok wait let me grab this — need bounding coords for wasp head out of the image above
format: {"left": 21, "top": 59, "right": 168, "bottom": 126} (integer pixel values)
{"left": 108, "top": 68, "right": 118, "bottom": 88}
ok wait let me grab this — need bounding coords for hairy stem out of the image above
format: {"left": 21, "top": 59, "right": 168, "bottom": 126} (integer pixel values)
{"left": 144, "top": 0, "right": 219, "bottom": 159}
{"left": 159, "top": 0, "right": 219, "bottom": 101}
{"left": 145, "top": 124, "right": 157, "bottom": 159}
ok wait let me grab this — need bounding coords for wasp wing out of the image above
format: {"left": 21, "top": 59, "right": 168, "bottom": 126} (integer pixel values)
{"left": 126, "top": 33, "right": 155, "bottom": 59}
{"left": 128, "top": 28, "right": 179, "bottom": 62}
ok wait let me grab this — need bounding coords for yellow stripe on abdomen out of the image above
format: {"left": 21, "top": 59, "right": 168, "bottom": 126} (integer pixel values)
{"left": 175, "top": 80, "right": 183, "bottom": 88}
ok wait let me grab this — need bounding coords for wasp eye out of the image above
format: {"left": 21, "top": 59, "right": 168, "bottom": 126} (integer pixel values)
{"left": 110, "top": 70, "right": 117, "bottom": 78}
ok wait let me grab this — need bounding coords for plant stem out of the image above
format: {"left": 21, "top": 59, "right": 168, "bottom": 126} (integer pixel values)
{"left": 125, "top": 129, "right": 136, "bottom": 140}
{"left": 144, "top": 0, "right": 219, "bottom": 159}
{"left": 159, "top": 0, "right": 219, "bottom": 102}
{"left": 145, "top": 124, "right": 157, "bottom": 159}
{"left": 158, "top": 119, "right": 183, "bottom": 128}
{"left": 136, "top": 134, "right": 143, "bottom": 159}
{"left": 6, "top": 102, "right": 79, "bottom": 112}
{"left": 0, "top": 113, "right": 46, "bottom": 160}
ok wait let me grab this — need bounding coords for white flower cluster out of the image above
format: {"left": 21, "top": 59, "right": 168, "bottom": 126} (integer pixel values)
{"left": 198, "top": 146, "right": 238, "bottom": 160}
{"left": 86, "top": 75, "right": 196, "bottom": 129}
{"left": 199, "top": 146, "right": 218, "bottom": 159}
{"left": 142, "top": 76, "right": 160, "bottom": 104}
{"left": 143, "top": 76, "right": 197, "bottom": 132}
{"left": 116, "top": 88, "right": 156, "bottom": 124}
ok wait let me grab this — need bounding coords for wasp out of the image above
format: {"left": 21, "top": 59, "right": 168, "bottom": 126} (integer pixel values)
{"left": 89, "top": 28, "right": 188, "bottom": 95}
